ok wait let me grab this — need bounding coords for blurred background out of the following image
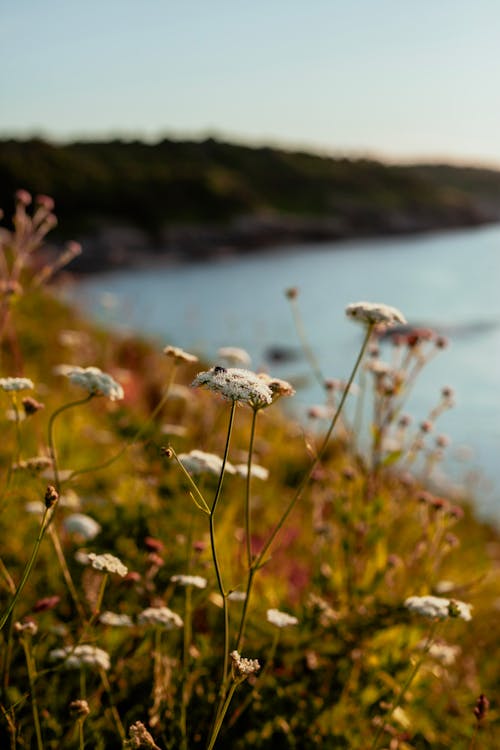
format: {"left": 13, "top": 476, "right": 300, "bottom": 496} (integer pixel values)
{"left": 1, "top": 0, "right": 499, "bottom": 515}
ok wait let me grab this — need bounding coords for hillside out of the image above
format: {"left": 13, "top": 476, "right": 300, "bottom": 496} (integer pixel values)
{"left": 1, "top": 137, "right": 500, "bottom": 271}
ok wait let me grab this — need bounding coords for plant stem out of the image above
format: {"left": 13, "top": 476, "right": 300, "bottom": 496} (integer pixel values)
{"left": 47, "top": 394, "right": 95, "bottom": 492}
{"left": 245, "top": 409, "right": 258, "bottom": 568}
{"left": 21, "top": 637, "right": 43, "bottom": 750}
{"left": 207, "top": 681, "right": 239, "bottom": 750}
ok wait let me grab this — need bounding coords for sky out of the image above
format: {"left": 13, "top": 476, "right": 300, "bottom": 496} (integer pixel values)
{"left": 2, "top": 0, "right": 500, "bottom": 165}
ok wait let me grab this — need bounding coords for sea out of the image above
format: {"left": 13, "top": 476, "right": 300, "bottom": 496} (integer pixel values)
{"left": 70, "top": 223, "right": 500, "bottom": 520}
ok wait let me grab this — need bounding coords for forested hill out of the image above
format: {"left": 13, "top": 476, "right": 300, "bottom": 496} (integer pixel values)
{"left": 1, "top": 137, "right": 500, "bottom": 270}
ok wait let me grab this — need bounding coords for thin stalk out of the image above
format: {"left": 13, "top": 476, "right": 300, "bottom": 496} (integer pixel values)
{"left": 228, "top": 630, "right": 280, "bottom": 729}
{"left": 288, "top": 296, "right": 326, "bottom": 388}
{"left": 207, "top": 681, "right": 240, "bottom": 750}
{"left": 234, "top": 567, "right": 255, "bottom": 651}
{"left": 21, "top": 638, "right": 43, "bottom": 750}
{"left": 99, "top": 666, "right": 125, "bottom": 740}
{"left": 47, "top": 525, "right": 87, "bottom": 623}
{"left": 245, "top": 409, "right": 258, "bottom": 568}
{"left": 370, "top": 620, "right": 440, "bottom": 750}
{"left": 47, "top": 394, "right": 95, "bottom": 492}
{"left": 179, "top": 585, "right": 193, "bottom": 750}
{"left": 0, "top": 507, "right": 51, "bottom": 633}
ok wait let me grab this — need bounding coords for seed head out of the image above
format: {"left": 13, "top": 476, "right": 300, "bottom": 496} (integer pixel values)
{"left": 345, "top": 301, "right": 406, "bottom": 327}
{"left": 45, "top": 485, "right": 59, "bottom": 509}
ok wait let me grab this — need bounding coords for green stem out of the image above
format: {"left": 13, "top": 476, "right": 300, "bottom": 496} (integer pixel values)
{"left": 179, "top": 585, "right": 193, "bottom": 750}
{"left": 207, "top": 681, "right": 240, "bottom": 750}
{"left": 21, "top": 638, "right": 43, "bottom": 750}
{"left": 245, "top": 409, "right": 258, "bottom": 568}
{"left": 255, "top": 324, "right": 374, "bottom": 571}
{"left": 0, "top": 507, "right": 51, "bottom": 633}
{"left": 47, "top": 394, "right": 95, "bottom": 492}
{"left": 370, "top": 620, "right": 440, "bottom": 750}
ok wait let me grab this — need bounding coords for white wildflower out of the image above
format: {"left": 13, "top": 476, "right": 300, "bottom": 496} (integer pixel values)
{"left": 178, "top": 449, "right": 236, "bottom": 476}
{"left": 257, "top": 373, "right": 295, "bottom": 398}
{"left": 267, "top": 608, "right": 299, "bottom": 628}
{"left": 346, "top": 301, "right": 407, "bottom": 327}
{"left": 230, "top": 650, "right": 260, "bottom": 677}
{"left": 192, "top": 367, "right": 273, "bottom": 408}
{"left": 228, "top": 590, "right": 247, "bottom": 602}
{"left": 25, "top": 501, "right": 45, "bottom": 515}
{"left": 138, "top": 606, "right": 184, "bottom": 630}
{"left": 63, "top": 513, "right": 101, "bottom": 540}
{"left": 404, "top": 595, "right": 472, "bottom": 621}
{"left": 234, "top": 463, "right": 269, "bottom": 481}
{"left": 74, "top": 549, "right": 91, "bottom": 565}
{"left": 49, "top": 644, "right": 111, "bottom": 671}
{"left": 217, "top": 346, "right": 251, "bottom": 367}
{"left": 14, "top": 456, "right": 53, "bottom": 474}
{"left": 426, "top": 641, "right": 461, "bottom": 666}
{"left": 163, "top": 345, "right": 199, "bottom": 364}
{"left": 99, "top": 611, "right": 134, "bottom": 627}
{"left": 88, "top": 552, "right": 128, "bottom": 577}
{"left": 14, "top": 620, "right": 38, "bottom": 636}
{"left": 0, "top": 377, "right": 34, "bottom": 392}
{"left": 59, "top": 366, "right": 124, "bottom": 401}
{"left": 170, "top": 574, "right": 208, "bottom": 589}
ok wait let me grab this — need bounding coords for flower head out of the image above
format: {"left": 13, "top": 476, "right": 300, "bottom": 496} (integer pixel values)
{"left": 217, "top": 347, "right": 252, "bottom": 366}
{"left": 63, "top": 513, "right": 101, "bottom": 540}
{"left": 257, "top": 373, "right": 295, "bottom": 399}
{"left": 163, "top": 345, "right": 199, "bottom": 364}
{"left": 59, "top": 366, "right": 124, "bottom": 401}
{"left": 178, "top": 449, "right": 236, "bottom": 476}
{"left": 0, "top": 377, "right": 34, "bottom": 392}
{"left": 88, "top": 552, "right": 128, "bottom": 577}
{"left": 234, "top": 463, "right": 269, "bottom": 481}
{"left": 230, "top": 650, "right": 261, "bottom": 677}
{"left": 192, "top": 367, "right": 273, "bottom": 408}
{"left": 267, "top": 608, "right": 299, "bottom": 628}
{"left": 346, "top": 301, "right": 407, "bottom": 327}
{"left": 49, "top": 644, "right": 111, "bottom": 671}
{"left": 138, "top": 606, "right": 184, "bottom": 629}
{"left": 99, "top": 611, "right": 134, "bottom": 627}
{"left": 170, "top": 574, "right": 208, "bottom": 589}
{"left": 404, "top": 595, "right": 472, "bottom": 621}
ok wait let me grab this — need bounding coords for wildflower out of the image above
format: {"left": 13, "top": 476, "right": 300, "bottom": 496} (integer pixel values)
{"left": 14, "top": 620, "right": 38, "bottom": 636}
{"left": 32, "top": 595, "right": 60, "bottom": 613}
{"left": 88, "top": 552, "right": 128, "bottom": 577}
{"left": 0, "top": 377, "right": 34, "bottom": 392}
{"left": 234, "top": 463, "right": 269, "bottom": 481}
{"left": 228, "top": 590, "right": 247, "bottom": 602}
{"left": 22, "top": 396, "right": 45, "bottom": 415}
{"left": 178, "top": 449, "right": 236, "bottom": 476}
{"left": 69, "top": 699, "right": 90, "bottom": 719}
{"left": 404, "top": 595, "right": 472, "bottom": 621}
{"left": 138, "top": 606, "right": 183, "bottom": 629}
{"left": 257, "top": 373, "right": 295, "bottom": 399}
{"left": 170, "top": 574, "right": 208, "bottom": 589}
{"left": 345, "top": 301, "right": 407, "bottom": 327}
{"left": 192, "top": 366, "right": 273, "bottom": 408}
{"left": 14, "top": 456, "right": 53, "bottom": 474}
{"left": 49, "top": 644, "right": 111, "bottom": 671}
{"left": 44, "top": 485, "right": 59, "bottom": 509}
{"left": 230, "top": 650, "right": 261, "bottom": 677}
{"left": 217, "top": 346, "right": 251, "bottom": 366}
{"left": 267, "top": 608, "right": 299, "bottom": 628}
{"left": 59, "top": 366, "right": 124, "bottom": 401}
{"left": 163, "top": 345, "right": 198, "bottom": 364}
{"left": 99, "top": 611, "right": 134, "bottom": 627}
{"left": 63, "top": 513, "right": 101, "bottom": 540}
{"left": 425, "top": 641, "right": 460, "bottom": 666}
{"left": 125, "top": 721, "right": 161, "bottom": 750}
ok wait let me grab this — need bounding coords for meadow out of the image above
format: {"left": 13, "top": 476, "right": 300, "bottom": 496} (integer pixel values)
{"left": 0, "top": 192, "right": 498, "bottom": 749}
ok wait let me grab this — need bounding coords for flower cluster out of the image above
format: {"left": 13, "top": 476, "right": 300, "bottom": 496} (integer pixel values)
{"left": 178, "top": 449, "right": 237, "bottom": 476}
{"left": 234, "top": 463, "right": 269, "bottom": 481}
{"left": 49, "top": 644, "right": 111, "bottom": 671}
{"left": 217, "top": 346, "right": 252, "bottom": 366}
{"left": 99, "top": 611, "right": 134, "bottom": 627}
{"left": 170, "top": 574, "right": 208, "bottom": 589}
{"left": 59, "top": 366, "right": 124, "bottom": 401}
{"left": 88, "top": 552, "right": 128, "bottom": 577}
{"left": 192, "top": 367, "right": 273, "bottom": 408}
{"left": 138, "top": 606, "right": 184, "bottom": 630}
{"left": 0, "top": 377, "right": 34, "bottom": 392}
{"left": 230, "top": 650, "right": 261, "bottom": 677}
{"left": 267, "top": 608, "right": 299, "bottom": 628}
{"left": 404, "top": 595, "right": 472, "bottom": 621}
{"left": 63, "top": 513, "right": 101, "bottom": 540}
{"left": 345, "top": 301, "right": 407, "bottom": 327}
{"left": 163, "top": 345, "right": 199, "bottom": 364}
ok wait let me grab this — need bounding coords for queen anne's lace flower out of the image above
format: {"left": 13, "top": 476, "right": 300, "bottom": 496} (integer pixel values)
{"left": 49, "top": 644, "right": 111, "bottom": 671}
{"left": 257, "top": 373, "right": 296, "bottom": 399}
{"left": 88, "top": 552, "right": 128, "bottom": 577}
{"left": 0, "top": 377, "right": 34, "bottom": 392}
{"left": 267, "top": 608, "right": 299, "bottom": 628}
{"left": 99, "top": 611, "right": 134, "bottom": 627}
{"left": 138, "top": 606, "right": 184, "bottom": 629}
{"left": 59, "top": 366, "right": 124, "bottom": 401}
{"left": 163, "top": 345, "right": 199, "bottom": 364}
{"left": 346, "top": 301, "right": 407, "bottom": 327}
{"left": 178, "top": 449, "right": 236, "bottom": 476}
{"left": 192, "top": 367, "right": 273, "bottom": 408}
{"left": 230, "top": 650, "right": 260, "bottom": 677}
{"left": 170, "top": 574, "right": 208, "bottom": 589}
{"left": 217, "top": 347, "right": 252, "bottom": 366}
{"left": 63, "top": 513, "right": 101, "bottom": 540}
{"left": 234, "top": 463, "right": 269, "bottom": 481}
{"left": 404, "top": 595, "right": 472, "bottom": 621}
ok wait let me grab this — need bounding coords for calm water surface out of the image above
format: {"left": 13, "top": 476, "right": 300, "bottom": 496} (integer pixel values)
{"left": 73, "top": 224, "right": 500, "bottom": 519}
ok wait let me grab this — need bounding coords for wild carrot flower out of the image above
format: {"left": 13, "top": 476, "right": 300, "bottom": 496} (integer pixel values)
{"left": 59, "top": 366, "right": 124, "bottom": 401}
{"left": 230, "top": 650, "right": 261, "bottom": 677}
{"left": 257, "top": 373, "right": 296, "bottom": 399}
{"left": 171, "top": 574, "right": 208, "bottom": 588}
{"left": 266, "top": 608, "right": 299, "bottom": 628}
{"left": 138, "top": 606, "right": 184, "bottom": 629}
{"left": 63, "top": 513, "right": 101, "bottom": 540}
{"left": 228, "top": 591, "right": 247, "bottom": 602}
{"left": 192, "top": 366, "right": 273, "bottom": 408}
{"left": 234, "top": 463, "right": 269, "bottom": 480}
{"left": 178, "top": 449, "right": 236, "bottom": 476}
{"left": 404, "top": 595, "right": 472, "bottom": 621}
{"left": 345, "top": 301, "right": 407, "bottom": 326}
{"left": 0, "top": 377, "right": 34, "bottom": 392}
{"left": 99, "top": 611, "right": 134, "bottom": 627}
{"left": 163, "top": 345, "right": 199, "bottom": 364}
{"left": 14, "top": 620, "right": 38, "bottom": 636}
{"left": 88, "top": 552, "right": 128, "bottom": 577}
{"left": 125, "top": 721, "right": 161, "bottom": 749}
{"left": 217, "top": 346, "right": 252, "bottom": 366}
{"left": 49, "top": 644, "right": 111, "bottom": 671}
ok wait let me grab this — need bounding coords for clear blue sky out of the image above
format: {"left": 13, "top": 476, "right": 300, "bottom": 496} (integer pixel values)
{"left": 2, "top": 0, "right": 500, "bottom": 165}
